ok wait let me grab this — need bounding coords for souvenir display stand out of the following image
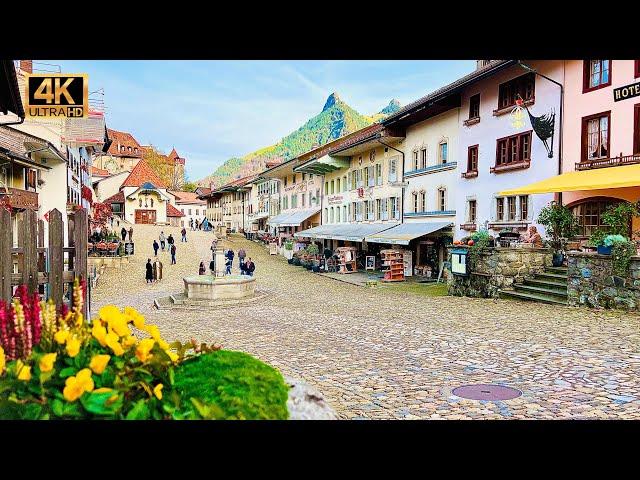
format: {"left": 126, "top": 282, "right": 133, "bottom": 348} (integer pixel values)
{"left": 381, "top": 249, "right": 405, "bottom": 282}
{"left": 336, "top": 246, "right": 357, "bottom": 274}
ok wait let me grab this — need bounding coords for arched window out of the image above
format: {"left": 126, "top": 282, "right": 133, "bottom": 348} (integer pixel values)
{"left": 437, "top": 187, "right": 447, "bottom": 211}
{"left": 570, "top": 198, "right": 625, "bottom": 238}
{"left": 139, "top": 198, "right": 142, "bottom": 207}
{"left": 150, "top": 198, "right": 154, "bottom": 208}
{"left": 330, "top": 207, "right": 334, "bottom": 223}
{"left": 438, "top": 140, "right": 448, "bottom": 165}
{"left": 419, "top": 190, "right": 426, "bottom": 212}
{"left": 420, "top": 146, "right": 427, "bottom": 169}
{"left": 412, "top": 149, "right": 419, "bottom": 170}
{"left": 412, "top": 191, "right": 419, "bottom": 212}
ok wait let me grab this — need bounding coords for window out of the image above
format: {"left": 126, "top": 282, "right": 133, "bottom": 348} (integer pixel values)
{"left": 391, "top": 197, "right": 400, "bottom": 220}
{"left": 498, "top": 73, "right": 535, "bottom": 109}
{"left": 507, "top": 196, "right": 516, "bottom": 221}
{"left": 437, "top": 188, "right": 446, "bottom": 211}
{"left": 467, "top": 145, "right": 479, "bottom": 172}
{"left": 581, "top": 112, "right": 610, "bottom": 162}
{"left": 583, "top": 60, "right": 611, "bottom": 92}
{"left": 468, "top": 200, "right": 477, "bottom": 223}
{"left": 336, "top": 178, "right": 340, "bottom": 192}
{"left": 188, "top": 208, "right": 192, "bottom": 215}
{"left": 301, "top": 193, "right": 306, "bottom": 207}
{"left": 316, "top": 189, "right": 320, "bottom": 205}
{"left": 413, "top": 150, "right": 419, "bottom": 170}
{"left": 330, "top": 207, "right": 334, "bottom": 223}
{"left": 302, "top": 173, "right": 306, "bottom": 181}
{"left": 324, "top": 208, "right": 328, "bottom": 223}
{"left": 389, "top": 157, "right": 398, "bottom": 182}
{"left": 519, "top": 195, "right": 529, "bottom": 220}
{"left": 367, "top": 200, "right": 375, "bottom": 220}
{"left": 292, "top": 174, "right": 296, "bottom": 184}
{"left": 355, "top": 202, "right": 363, "bottom": 222}
{"left": 376, "top": 199, "right": 381, "bottom": 220}
{"left": 368, "top": 166, "right": 375, "bottom": 187}
{"left": 571, "top": 199, "right": 624, "bottom": 237}
{"left": 496, "top": 131, "right": 532, "bottom": 166}
{"left": 419, "top": 191, "right": 426, "bottom": 212}
{"left": 139, "top": 198, "right": 142, "bottom": 207}
{"left": 331, "top": 180, "right": 335, "bottom": 194}
{"left": 496, "top": 198, "right": 504, "bottom": 220}
{"left": 336, "top": 207, "right": 341, "bottom": 223}
{"left": 343, "top": 175, "right": 348, "bottom": 192}
{"left": 380, "top": 198, "right": 389, "bottom": 220}
{"left": 291, "top": 194, "right": 298, "bottom": 209}
{"left": 420, "top": 147, "right": 427, "bottom": 169}
{"left": 439, "top": 142, "right": 448, "bottom": 164}
{"left": 343, "top": 205, "right": 347, "bottom": 222}
{"left": 469, "top": 94, "right": 480, "bottom": 119}
{"left": 284, "top": 177, "right": 287, "bottom": 187}
{"left": 412, "top": 192, "right": 419, "bottom": 213}
{"left": 325, "top": 181, "right": 329, "bottom": 194}
{"left": 376, "top": 164, "right": 382, "bottom": 186}
{"left": 356, "top": 169, "right": 364, "bottom": 188}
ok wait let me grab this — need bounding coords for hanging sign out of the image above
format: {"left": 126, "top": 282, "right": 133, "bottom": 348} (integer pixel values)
{"left": 613, "top": 82, "right": 640, "bottom": 102}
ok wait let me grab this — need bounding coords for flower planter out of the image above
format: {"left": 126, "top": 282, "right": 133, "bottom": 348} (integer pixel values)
{"left": 597, "top": 245, "right": 612, "bottom": 255}
{"left": 552, "top": 252, "right": 564, "bottom": 267}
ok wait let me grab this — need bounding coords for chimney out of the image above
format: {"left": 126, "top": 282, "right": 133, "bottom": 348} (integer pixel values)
{"left": 19, "top": 60, "right": 33, "bottom": 74}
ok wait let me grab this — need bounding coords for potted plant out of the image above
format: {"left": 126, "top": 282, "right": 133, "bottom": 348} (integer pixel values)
{"left": 537, "top": 202, "right": 579, "bottom": 267}
{"left": 597, "top": 234, "right": 625, "bottom": 255}
{"left": 283, "top": 240, "right": 294, "bottom": 260}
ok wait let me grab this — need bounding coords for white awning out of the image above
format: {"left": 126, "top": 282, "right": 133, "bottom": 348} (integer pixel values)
{"left": 295, "top": 222, "right": 399, "bottom": 242}
{"left": 364, "top": 221, "right": 452, "bottom": 245}
{"left": 277, "top": 208, "right": 321, "bottom": 227}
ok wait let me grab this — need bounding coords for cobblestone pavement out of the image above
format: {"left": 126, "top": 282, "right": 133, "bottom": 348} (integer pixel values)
{"left": 93, "top": 225, "right": 640, "bottom": 419}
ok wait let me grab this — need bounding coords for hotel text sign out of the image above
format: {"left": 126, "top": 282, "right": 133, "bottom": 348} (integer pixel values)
{"left": 613, "top": 82, "right": 640, "bottom": 102}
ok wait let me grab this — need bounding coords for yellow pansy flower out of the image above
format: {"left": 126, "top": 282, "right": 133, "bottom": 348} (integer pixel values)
{"left": 157, "top": 338, "right": 170, "bottom": 350}
{"left": 144, "top": 324, "right": 161, "bottom": 341}
{"left": 65, "top": 336, "right": 81, "bottom": 358}
{"left": 62, "top": 369, "right": 94, "bottom": 402}
{"left": 92, "top": 322, "right": 107, "bottom": 347}
{"left": 89, "top": 354, "right": 110, "bottom": 374}
{"left": 39, "top": 353, "right": 57, "bottom": 373}
{"left": 54, "top": 329, "right": 69, "bottom": 345}
{"left": 122, "top": 336, "right": 137, "bottom": 348}
{"left": 105, "top": 331, "right": 125, "bottom": 356}
{"left": 165, "top": 349, "right": 179, "bottom": 363}
{"left": 98, "top": 305, "right": 121, "bottom": 325}
{"left": 135, "top": 338, "right": 155, "bottom": 363}
{"left": 0, "top": 346, "right": 5, "bottom": 375}
{"left": 109, "top": 314, "right": 130, "bottom": 337}
{"left": 17, "top": 361, "right": 32, "bottom": 381}
{"left": 153, "top": 383, "right": 163, "bottom": 400}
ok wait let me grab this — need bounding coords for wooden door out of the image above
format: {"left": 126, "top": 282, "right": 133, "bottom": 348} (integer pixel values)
{"left": 135, "top": 210, "right": 156, "bottom": 224}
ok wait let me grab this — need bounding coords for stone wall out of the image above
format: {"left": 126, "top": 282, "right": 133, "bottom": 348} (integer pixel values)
{"left": 447, "top": 246, "right": 552, "bottom": 298}
{"left": 567, "top": 252, "right": 640, "bottom": 311}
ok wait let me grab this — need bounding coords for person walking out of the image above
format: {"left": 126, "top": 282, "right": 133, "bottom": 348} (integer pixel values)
{"left": 145, "top": 259, "right": 153, "bottom": 284}
{"left": 199, "top": 261, "right": 206, "bottom": 275}
{"left": 121, "top": 227, "right": 127, "bottom": 242}
{"left": 128, "top": 227, "right": 134, "bottom": 242}
{"left": 210, "top": 235, "right": 218, "bottom": 260}
{"left": 153, "top": 258, "right": 163, "bottom": 282}
{"left": 244, "top": 258, "right": 255, "bottom": 277}
{"left": 190, "top": 218, "right": 194, "bottom": 231}
{"left": 167, "top": 234, "right": 175, "bottom": 252}
{"left": 226, "top": 248, "right": 234, "bottom": 273}
{"left": 225, "top": 255, "right": 232, "bottom": 275}
{"left": 194, "top": 219, "right": 199, "bottom": 231}
{"left": 159, "top": 231, "right": 166, "bottom": 251}
{"left": 238, "top": 247, "right": 246, "bottom": 269}
{"left": 153, "top": 240, "right": 159, "bottom": 256}
{"left": 209, "top": 258, "right": 215, "bottom": 275}
{"left": 181, "top": 227, "right": 187, "bottom": 242}
{"left": 153, "top": 259, "right": 158, "bottom": 282}
{"left": 170, "top": 243, "right": 177, "bottom": 265}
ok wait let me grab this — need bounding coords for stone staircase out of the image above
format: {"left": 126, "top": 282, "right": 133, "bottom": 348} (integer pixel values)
{"left": 499, "top": 266, "right": 568, "bottom": 305}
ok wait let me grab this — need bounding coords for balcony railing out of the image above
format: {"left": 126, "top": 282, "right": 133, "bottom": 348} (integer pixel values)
{"left": 575, "top": 153, "right": 640, "bottom": 171}
{"left": 0, "top": 188, "right": 39, "bottom": 211}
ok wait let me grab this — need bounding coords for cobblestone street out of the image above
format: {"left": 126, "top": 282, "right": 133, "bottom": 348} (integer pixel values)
{"left": 92, "top": 225, "right": 640, "bottom": 419}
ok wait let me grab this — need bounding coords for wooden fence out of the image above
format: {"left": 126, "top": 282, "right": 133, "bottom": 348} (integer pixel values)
{"left": 0, "top": 207, "right": 89, "bottom": 318}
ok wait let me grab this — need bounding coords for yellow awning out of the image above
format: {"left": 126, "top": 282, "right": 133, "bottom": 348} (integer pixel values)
{"left": 499, "top": 164, "right": 640, "bottom": 196}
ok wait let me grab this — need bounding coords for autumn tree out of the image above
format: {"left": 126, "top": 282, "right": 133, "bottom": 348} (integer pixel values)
{"left": 143, "top": 145, "right": 185, "bottom": 190}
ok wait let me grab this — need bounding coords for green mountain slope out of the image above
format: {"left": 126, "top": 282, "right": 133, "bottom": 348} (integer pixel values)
{"left": 198, "top": 94, "right": 401, "bottom": 188}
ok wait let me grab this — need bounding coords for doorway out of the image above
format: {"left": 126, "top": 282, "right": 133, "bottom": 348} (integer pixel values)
{"left": 135, "top": 209, "right": 156, "bottom": 224}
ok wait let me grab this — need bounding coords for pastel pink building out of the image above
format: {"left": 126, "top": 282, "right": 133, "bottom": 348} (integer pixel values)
{"left": 562, "top": 60, "right": 640, "bottom": 238}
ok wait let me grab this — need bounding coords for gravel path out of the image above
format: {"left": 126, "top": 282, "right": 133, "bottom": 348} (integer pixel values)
{"left": 92, "top": 224, "right": 640, "bottom": 420}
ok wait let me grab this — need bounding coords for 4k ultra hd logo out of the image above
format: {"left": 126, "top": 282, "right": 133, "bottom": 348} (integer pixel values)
{"left": 25, "top": 74, "right": 88, "bottom": 118}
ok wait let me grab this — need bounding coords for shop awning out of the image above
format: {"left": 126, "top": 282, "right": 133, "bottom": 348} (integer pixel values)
{"left": 249, "top": 212, "right": 269, "bottom": 223}
{"left": 364, "top": 221, "right": 453, "bottom": 245}
{"left": 294, "top": 222, "right": 399, "bottom": 242}
{"left": 278, "top": 208, "right": 321, "bottom": 227}
{"left": 266, "top": 212, "right": 290, "bottom": 226}
{"left": 498, "top": 164, "right": 640, "bottom": 196}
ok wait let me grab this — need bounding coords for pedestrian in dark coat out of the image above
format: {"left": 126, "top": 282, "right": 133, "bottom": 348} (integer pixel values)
{"left": 199, "top": 261, "right": 206, "bottom": 275}
{"left": 129, "top": 227, "right": 134, "bottom": 242}
{"left": 167, "top": 234, "right": 174, "bottom": 246}
{"left": 170, "top": 244, "right": 177, "bottom": 264}
{"left": 245, "top": 258, "right": 255, "bottom": 276}
{"left": 121, "top": 227, "right": 127, "bottom": 242}
{"left": 145, "top": 259, "right": 153, "bottom": 283}
{"left": 209, "top": 259, "right": 215, "bottom": 275}
{"left": 153, "top": 240, "right": 159, "bottom": 256}
{"left": 181, "top": 227, "right": 187, "bottom": 242}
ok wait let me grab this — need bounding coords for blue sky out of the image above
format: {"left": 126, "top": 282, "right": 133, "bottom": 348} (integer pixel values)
{"left": 45, "top": 60, "right": 476, "bottom": 180}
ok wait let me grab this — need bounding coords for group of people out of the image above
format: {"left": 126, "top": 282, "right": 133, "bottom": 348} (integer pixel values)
{"left": 121, "top": 227, "right": 133, "bottom": 242}
{"left": 189, "top": 218, "right": 209, "bottom": 231}
{"left": 153, "top": 231, "right": 177, "bottom": 264}
{"left": 222, "top": 247, "right": 255, "bottom": 276}
{"left": 145, "top": 258, "right": 163, "bottom": 284}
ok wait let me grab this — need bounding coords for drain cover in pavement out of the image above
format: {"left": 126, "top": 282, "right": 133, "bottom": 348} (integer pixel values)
{"left": 452, "top": 384, "right": 522, "bottom": 401}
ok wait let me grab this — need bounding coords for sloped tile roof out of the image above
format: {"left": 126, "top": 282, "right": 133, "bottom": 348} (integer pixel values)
{"left": 169, "top": 191, "right": 206, "bottom": 204}
{"left": 167, "top": 203, "right": 184, "bottom": 217}
{"left": 91, "top": 166, "right": 110, "bottom": 176}
{"left": 104, "top": 191, "right": 125, "bottom": 204}
{"left": 106, "top": 128, "right": 143, "bottom": 157}
{"left": 120, "top": 159, "right": 167, "bottom": 189}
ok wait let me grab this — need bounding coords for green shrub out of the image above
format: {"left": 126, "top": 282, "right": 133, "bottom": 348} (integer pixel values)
{"left": 173, "top": 351, "right": 289, "bottom": 420}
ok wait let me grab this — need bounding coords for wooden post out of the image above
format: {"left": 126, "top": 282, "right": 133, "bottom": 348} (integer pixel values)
{"left": 73, "top": 208, "right": 88, "bottom": 318}
{"left": 48, "top": 209, "right": 64, "bottom": 309}
{"left": 37, "top": 219, "right": 45, "bottom": 283}
{"left": 21, "top": 209, "right": 38, "bottom": 295}
{"left": 0, "top": 209, "right": 12, "bottom": 303}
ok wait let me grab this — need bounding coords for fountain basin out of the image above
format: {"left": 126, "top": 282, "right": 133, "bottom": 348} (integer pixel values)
{"left": 183, "top": 274, "right": 256, "bottom": 301}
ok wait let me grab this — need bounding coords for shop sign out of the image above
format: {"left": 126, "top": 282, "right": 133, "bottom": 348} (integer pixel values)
{"left": 124, "top": 242, "right": 134, "bottom": 255}
{"left": 327, "top": 195, "right": 343, "bottom": 205}
{"left": 614, "top": 82, "right": 640, "bottom": 102}
{"left": 365, "top": 256, "right": 375, "bottom": 270}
